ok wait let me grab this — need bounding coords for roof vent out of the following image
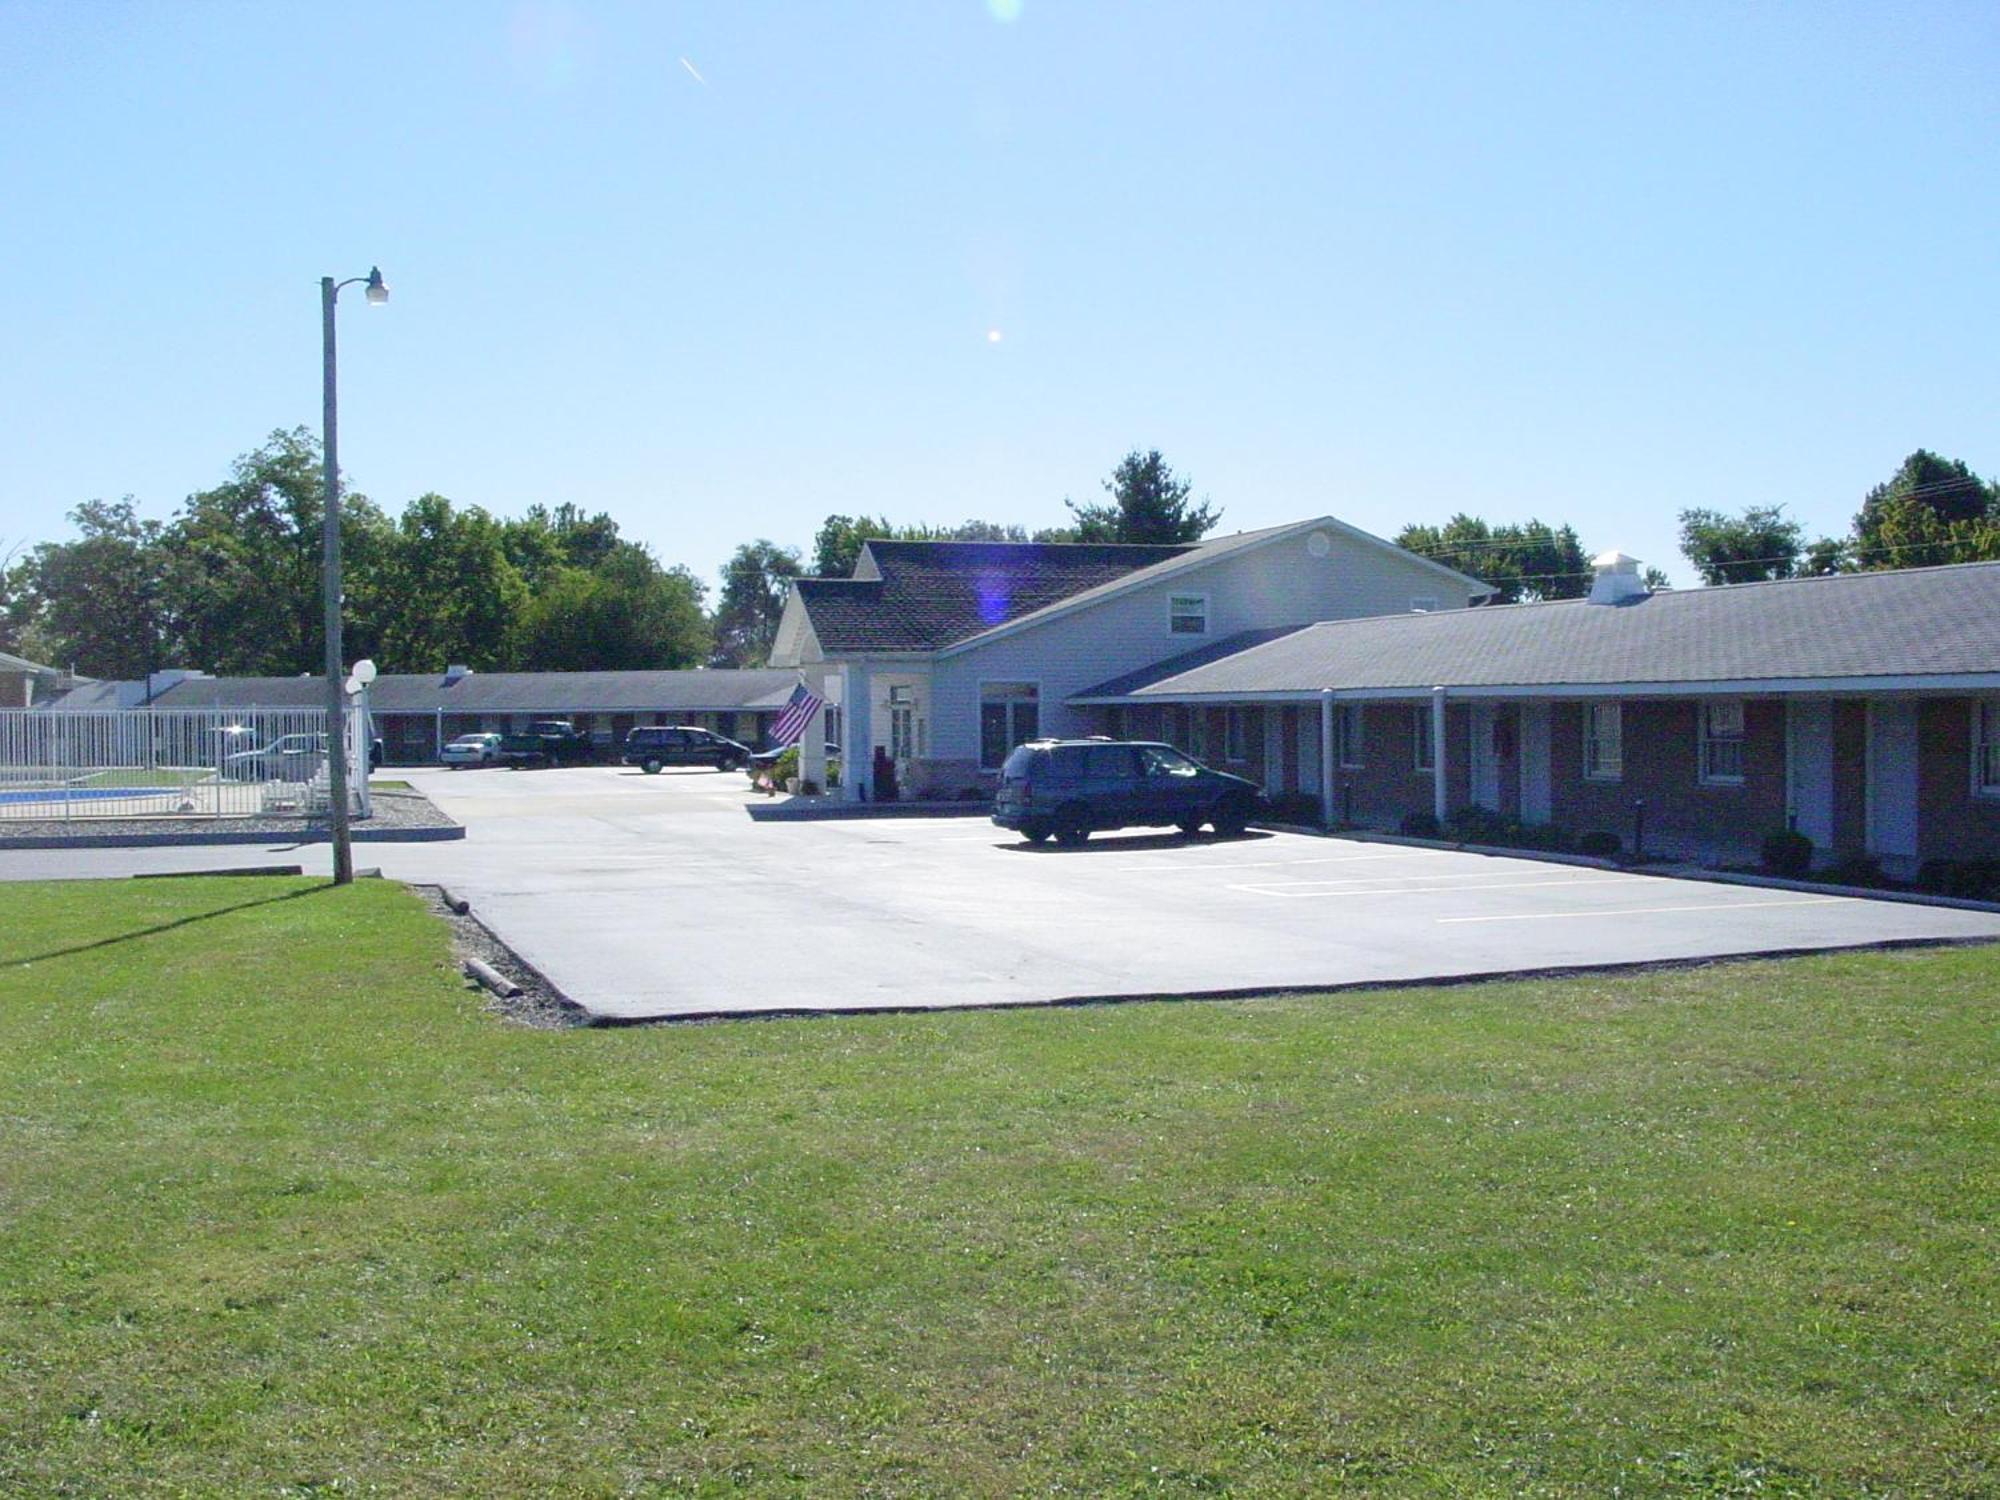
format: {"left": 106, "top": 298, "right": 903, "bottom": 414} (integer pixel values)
{"left": 444, "top": 664, "right": 473, "bottom": 684}
{"left": 1587, "top": 550, "right": 1649, "bottom": 606}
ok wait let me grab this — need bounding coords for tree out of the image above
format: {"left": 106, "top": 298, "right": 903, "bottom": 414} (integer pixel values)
{"left": 1394, "top": 515, "right": 1590, "bottom": 603}
{"left": 1677, "top": 505, "right": 1805, "bottom": 585}
{"left": 1064, "top": 449, "right": 1219, "bottom": 544}
{"left": 372, "top": 494, "right": 528, "bottom": 672}
{"left": 166, "top": 428, "right": 392, "bottom": 675}
{"left": 13, "top": 499, "right": 173, "bottom": 678}
{"left": 516, "top": 545, "right": 711, "bottom": 671}
{"left": 1848, "top": 451, "right": 1999, "bottom": 570}
{"left": 711, "top": 539, "right": 802, "bottom": 666}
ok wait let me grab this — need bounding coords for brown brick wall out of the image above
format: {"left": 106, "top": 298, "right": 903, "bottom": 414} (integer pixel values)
{"left": 1916, "top": 698, "right": 2000, "bottom": 864}
{"left": 1551, "top": 699, "right": 1787, "bottom": 861}
{"left": 1333, "top": 703, "right": 1435, "bottom": 830}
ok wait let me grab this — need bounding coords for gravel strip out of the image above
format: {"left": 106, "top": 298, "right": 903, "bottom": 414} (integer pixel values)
{"left": 0, "top": 786, "right": 461, "bottom": 846}
{"left": 411, "top": 882, "right": 589, "bottom": 1029}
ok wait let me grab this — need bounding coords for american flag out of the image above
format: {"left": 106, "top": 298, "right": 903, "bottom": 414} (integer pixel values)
{"left": 770, "top": 681, "right": 825, "bottom": 746}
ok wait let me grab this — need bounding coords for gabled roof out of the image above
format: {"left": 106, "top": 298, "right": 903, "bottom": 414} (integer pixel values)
{"left": 1074, "top": 562, "right": 2000, "bottom": 700}
{"left": 0, "top": 649, "right": 66, "bottom": 675}
{"left": 794, "top": 540, "right": 1193, "bottom": 654}
{"left": 936, "top": 516, "right": 1489, "bottom": 655}
{"left": 134, "top": 669, "right": 800, "bottom": 715}
{"left": 790, "top": 517, "right": 1493, "bottom": 658}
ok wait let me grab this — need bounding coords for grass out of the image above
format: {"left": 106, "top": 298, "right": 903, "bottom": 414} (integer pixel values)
{"left": 1, "top": 878, "right": 1995, "bottom": 1497}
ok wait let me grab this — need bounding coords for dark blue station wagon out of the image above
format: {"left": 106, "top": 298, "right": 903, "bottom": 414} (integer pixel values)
{"left": 992, "top": 738, "right": 1262, "bottom": 846}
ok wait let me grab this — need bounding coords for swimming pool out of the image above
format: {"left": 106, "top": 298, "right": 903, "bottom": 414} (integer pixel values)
{"left": 0, "top": 785, "right": 190, "bottom": 807}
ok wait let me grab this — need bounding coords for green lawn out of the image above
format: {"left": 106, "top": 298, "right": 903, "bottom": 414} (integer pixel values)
{"left": 1, "top": 879, "right": 1994, "bottom": 1497}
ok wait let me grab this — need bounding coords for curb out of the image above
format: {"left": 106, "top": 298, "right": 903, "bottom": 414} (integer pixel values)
{"left": 0, "top": 823, "right": 466, "bottom": 851}
{"left": 1279, "top": 826, "right": 2000, "bottom": 916}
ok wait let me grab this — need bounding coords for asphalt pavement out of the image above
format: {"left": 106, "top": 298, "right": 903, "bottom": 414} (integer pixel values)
{"left": 6, "top": 765, "right": 1999, "bottom": 1020}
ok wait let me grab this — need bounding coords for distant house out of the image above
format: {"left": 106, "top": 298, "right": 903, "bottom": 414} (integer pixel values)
{"left": 39, "top": 667, "right": 801, "bottom": 762}
{"left": 769, "top": 518, "right": 1491, "bottom": 799}
{"left": 0, "top": 650, "right": 80, "bottom": 709}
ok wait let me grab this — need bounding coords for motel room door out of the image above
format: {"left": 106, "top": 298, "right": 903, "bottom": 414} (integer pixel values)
{"left": 1469, "top": 704, "right": 1502, "bottom": 811}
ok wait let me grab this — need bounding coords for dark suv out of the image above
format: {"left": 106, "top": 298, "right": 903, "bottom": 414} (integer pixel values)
{"left": 623, "top": 725, "right": 752, "bottom": 773}
{"left": 991, "top": 738, "right": 1261, "bottom": 846}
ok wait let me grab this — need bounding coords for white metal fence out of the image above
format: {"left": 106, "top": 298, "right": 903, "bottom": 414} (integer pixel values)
{"left": 0, "top": 708, "right": 366, "bottom": 824}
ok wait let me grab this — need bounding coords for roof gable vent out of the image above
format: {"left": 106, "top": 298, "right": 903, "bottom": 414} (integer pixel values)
{"left": 1588, "top": 551, "right": 1650, "bottom": 606}
{"left": 443, "top": 664, "right": 473, "bottom": 685}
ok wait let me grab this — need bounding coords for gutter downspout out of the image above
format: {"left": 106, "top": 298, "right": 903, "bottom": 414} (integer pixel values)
{"left": 1432, "top": 685, "right": 1449, "bottom": 824}
{"left": 1319, "top": 689, "right": 1335, "bottom": 831}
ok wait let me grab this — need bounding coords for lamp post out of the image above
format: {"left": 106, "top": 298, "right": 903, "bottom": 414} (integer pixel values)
{"left": 321, "top": 266, "right": 388, "bottom": 886}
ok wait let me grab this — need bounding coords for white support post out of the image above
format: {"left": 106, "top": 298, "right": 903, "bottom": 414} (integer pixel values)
{"left": 1432, "top": 686, "right": 1449, "bottom": 824}
{"left": 1319, "top": 690, "right": 1335, "bottom": 830}
{"left": 841, "top": 662, "right": 872, "bottom": 803}
{"left": 799, "top": 674, "right": 828, "bottom": 795}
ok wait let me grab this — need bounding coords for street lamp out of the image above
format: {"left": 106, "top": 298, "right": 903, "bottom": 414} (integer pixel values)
{"left": 321, "top": 265, "right": 388, "bottom": 886}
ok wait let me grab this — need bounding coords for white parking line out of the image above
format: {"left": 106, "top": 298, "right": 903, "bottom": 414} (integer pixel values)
{"left": 1229, "top": 875, "right": 1639, "bottom": 899}
{"left": 1437, "top": 896, "right": 1845, "bottom": 924}
{"left": 1106, "top": 852, "right": 1456, "bottom": 873}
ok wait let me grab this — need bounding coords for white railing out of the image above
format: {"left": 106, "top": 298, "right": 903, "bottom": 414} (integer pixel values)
{"left": 0, "top": 708, "right": 363, "bottom": 825}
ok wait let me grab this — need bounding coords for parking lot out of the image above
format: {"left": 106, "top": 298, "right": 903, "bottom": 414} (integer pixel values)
{"left": 7, "top": 764, "right": 2000, "bottom": 1020}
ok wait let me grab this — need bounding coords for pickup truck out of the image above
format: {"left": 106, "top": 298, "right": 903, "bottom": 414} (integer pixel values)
{"left": 499, "top": 720, "right": 593, "bottom": 768}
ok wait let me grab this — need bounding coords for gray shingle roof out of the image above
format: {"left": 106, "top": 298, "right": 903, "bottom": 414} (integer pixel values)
{"left": 134, "top": 669, "right": 800, "bottom": 714}
{"left": 798, "top": 540, "right": 1194, "bottom": 653}
{"left": 1075, "top": 563, "right": 2000, "bottom": 700}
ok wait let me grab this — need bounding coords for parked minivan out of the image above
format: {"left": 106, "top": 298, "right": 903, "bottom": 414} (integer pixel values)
{"left": 623, "top": 724, "right": 752, "bottom": 773}
{"left": 991, "top": 738, "right": 1261, "bottom": 846}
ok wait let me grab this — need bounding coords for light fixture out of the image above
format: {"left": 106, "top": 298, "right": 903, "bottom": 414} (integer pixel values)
{"left": 352, "top": 658, "right": 378, "bottom": 684}
{"left": 364, "top": 267, "right": 389, "bottom": 306}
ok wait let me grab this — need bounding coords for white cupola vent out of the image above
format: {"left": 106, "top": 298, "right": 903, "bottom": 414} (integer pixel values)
{"left": 443, "top": 663, "right": 474, "bottom": 684}
{"left": 1587, "top": 550, "right": 1650, "bottom": 605}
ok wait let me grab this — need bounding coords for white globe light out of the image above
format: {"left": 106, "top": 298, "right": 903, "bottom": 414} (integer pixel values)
{"left": 352, "top": 658, "right": 377, "bottom": 684}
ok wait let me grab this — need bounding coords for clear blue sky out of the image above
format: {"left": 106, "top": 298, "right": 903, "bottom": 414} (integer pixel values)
{"left": 3, "top": 1, "right": 1995, "bottom": 593}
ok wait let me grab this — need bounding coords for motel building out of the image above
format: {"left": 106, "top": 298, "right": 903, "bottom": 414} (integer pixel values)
{"left": 775, "top": 523, "right": 2000, "bottom": 877}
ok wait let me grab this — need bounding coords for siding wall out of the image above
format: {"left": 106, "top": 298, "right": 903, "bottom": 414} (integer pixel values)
{"left": 931, "top": 530, "right": 1478, "bottom": 766}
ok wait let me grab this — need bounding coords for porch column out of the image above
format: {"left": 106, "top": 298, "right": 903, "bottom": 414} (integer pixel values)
{"left": 799, "top": 671, "right": 828, "bottom": 794}
{"left": 434, "top": 708, "right": 442, "bottom": 762}
{"left": 841, "top": 662, "right": 872, "bottom": 803}
{"left": 1319, "top": 690, "right": 1335, "bottom": 829}
{"left": 1262, "top": 706, "right": 1284, "bottom": 797}
{"left": 1432, "top": 686, "right": 1449, "bottom": 823}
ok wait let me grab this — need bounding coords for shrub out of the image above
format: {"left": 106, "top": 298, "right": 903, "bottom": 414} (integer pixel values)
{"left": 1445, "top": 808, "right": 1570, "bottom": 852}
{"left": 1917, "top": 858, "right": 2000, "bottom": 901}
{"left": 1399, "top": 811, "right": 1441, "bottom": 838}
{"left": 1824, "top": 853, "right": 1887, "bottom": 889}
{"left": 1575, "top": 829, "right": 1622, "bottom": 859}
{"left": 1761, "top": 828, "right": 1815, "bottom": 879}
{"left": 1266, "top": 792, "right": 1323, "bottom": 826}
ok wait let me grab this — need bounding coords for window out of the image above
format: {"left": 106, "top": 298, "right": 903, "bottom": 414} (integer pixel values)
{"left": 1336, "top": 703, "right": 1365, "bottom": 768}
{"left": 1224, "top": 708, "right": 1249, "bottom": 762}
{"left": 1699, "top": 700, "right": 1746, "bottom": 784}
{"left": 1082, "top": 744, "right": 1139, "bottom": 780}
{"left": 1138, "top": 744, "right": 1200, "bottom": 779}
{"left": 979, "top": 682, "right": 1039, "bottom": 769}
{"left": 1410, "top": 596, "right": 1438, "bottom": 613}
{"left": 889, "top": 684, "right": 916, "bottom": 761}
{"left": 1584, "top": 702, "right": 1622, "bottom": 781}
{"left": 1412, "top": 707, "right": 1435, "bottom": 773}
{"left": 1169, "top": 593, "right": 1209, "bottom": 635}
{"left": 1977, "top": 700, "right": 2000, "bottom": 797}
